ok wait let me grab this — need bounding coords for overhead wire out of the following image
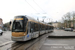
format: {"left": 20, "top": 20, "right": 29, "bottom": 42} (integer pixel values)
{"left": 33, "top": 0, "right": 53, "bottom": 22}
{"left": 25, "top": 0, "right": 38, "bottom": 13}
{"left": 33, "top": 0, "right": 47, "bottom": 14}
{"left": 25, "top": 0, "right": 52, "bottom": 22}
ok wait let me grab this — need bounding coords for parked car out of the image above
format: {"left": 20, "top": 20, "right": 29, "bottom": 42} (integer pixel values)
{"left": 64, "top": 28, "right": 73, "bottom": 31}
{"left": 0, "top": 29, "right": 3, "bottom": 35}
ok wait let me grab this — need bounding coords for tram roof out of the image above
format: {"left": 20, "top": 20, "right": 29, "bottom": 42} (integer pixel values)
{"left": 25, "top": 15, "right": 46, "bottom": 24}
{"left": 25, "top": 15, "right": 53, "bottom": 26}
{"left": 14, "top": 15, "right": 53, "bottom": 26}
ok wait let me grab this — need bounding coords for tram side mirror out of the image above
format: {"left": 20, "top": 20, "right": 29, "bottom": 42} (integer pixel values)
{"left": 9, "top": 21, "right": 11, "bottom": 25}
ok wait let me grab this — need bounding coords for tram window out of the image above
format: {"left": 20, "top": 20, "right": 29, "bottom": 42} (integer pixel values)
{"left": 46, "top": 26, "right": 47, "bottom": 30}
{"left": 30, "top": 22, "right": 34, "bottom": 33}
{"left": 48, "top": 26, "right": 49, "bottom": 30}
{"left": 51, "top": 27, "right": 52, "bottom": 29}
{"left": 49, "top": 26, "right": 51, "bottom": 30}
{"left": 39, "top": 24, "right": 42, "bottom": 31}
{"left": 28, "top": 22, "right": 30, "bottom": 32}
{"left": 43, "top": 25, "right": 44, "bottom": 30}
{"left": 46, "top": 26, "right": 48, "bottom": 30}
{"left": 48, "top": 26, "right": 50, "bottom": 30}
{"left": 51, "top": 26, "right": 52, "bottom": 29}
{"left": 45, "top": 25, "right": 46, "bottom": 30}
{"left": 52, "top": 27, "right": 53, "bottom": 29}
{"left": 38, "top": 24, "right": 41, "bottom": 31}
{"left": 12, "top": 20, "right": 24, "bottom": 32}
{"left": 34, "top": 23, "right": 39, "bottom": 32}
{"left": 28, "top": 22, "right": 30, "bottom": 27}
{"left": 44, "top": 25, "right": 45, "bottom": 30}
{"left": 41, "top": 25, "right": 43, "bottom": 30}
{"left": 42, "top": 25, "right": 44, "bottom": 30}
{"left": 47, "top": 26, "right": 48, "bottom": 30}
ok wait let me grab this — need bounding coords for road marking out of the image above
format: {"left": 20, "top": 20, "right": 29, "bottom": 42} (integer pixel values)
{"left": 0, "top": 41, "right": 13, "bottom": 47}
{"left": 44, "top": 43, "right": 69, "bottom": 46}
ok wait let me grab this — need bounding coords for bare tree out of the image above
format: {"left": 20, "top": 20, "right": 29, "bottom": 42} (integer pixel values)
{"left": 62, "top": 12, "right": 72, "bottom": 28}
{"left": 66, "top": 12, "right": 71, "bottom": 28}
{"left": 72, "top": 11, "right": 75, "bottom": 29}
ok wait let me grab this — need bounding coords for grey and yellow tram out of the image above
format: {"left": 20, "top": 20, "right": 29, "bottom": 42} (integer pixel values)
{"left": 11, "top": 15, "right": 54, "bottom": 41}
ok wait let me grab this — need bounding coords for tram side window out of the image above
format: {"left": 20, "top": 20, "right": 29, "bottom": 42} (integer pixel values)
{"left": 28, "top": 22, "right": 30, "bottom": 32}
{"left": 41, "top": 25, "right": 45, "bottom": 30}
{"left": 46, "top": 26, "right": 48, "bottom": 30}
{"left": 44, "top": 25, "right": 45, "bottom": 30}
{"left": 49, "top": 26, "right": 51, "bottom": 30}
{"left": 34, "top": 23, "right": 39, "bottom": 32}
{"left": 53, "top": 27, "right": 54, "bottom": 29}
{"left": 41, "top": 25, "right": 43, "bottom": 30}
{"left": 43, "top": 25, "right": 45, "bottom": 30}
{"left": 52, "top": 27, "right": 53, "bottom": 29}
{"left": 41, "top": 24, "right": 42, "bottom": 31}
{"left": 47, "top": 26, "right": 48, "bottom": 30}
{"left": 46, "top": 26, "right": 47, "bottom": 30}
{"left": 30, "top": 22, "right": 34, "bottom": 33}
{"left": 48, "top": 26, "right": 50, "bottom": 30}
{"left": 51, "top": 26, "right": 52, "bottom": 30}
{"left": 39, "top": 24, "right": 41, "bottom": 31}
{"left": 48, "top": 26, "right": 49, "bottom": 30}
{"left": 52, "top": 27, "right": 54, "bottom": 30}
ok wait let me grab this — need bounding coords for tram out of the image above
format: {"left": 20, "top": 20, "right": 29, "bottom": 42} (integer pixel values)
{"left": 11, "top": 15, "right": 54, "bottom": 41}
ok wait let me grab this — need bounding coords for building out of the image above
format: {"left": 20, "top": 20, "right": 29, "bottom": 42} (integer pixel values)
{"left": 52, "top": 21, "right": 64, "bottom": 29}
{"left": 64, "top": 20, "right": 75, "bottom": 29}
{"left": 0, "top": 18, "right": 3, "bottom": 29}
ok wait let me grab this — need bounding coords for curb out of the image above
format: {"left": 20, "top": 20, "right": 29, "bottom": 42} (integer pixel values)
{"left": 48, "top": 36, "right": 75, "bottom": 38}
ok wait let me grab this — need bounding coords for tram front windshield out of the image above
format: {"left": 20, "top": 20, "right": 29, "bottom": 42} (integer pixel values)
{"left": 12, "top": 20, "right": 24, "bottom": 32}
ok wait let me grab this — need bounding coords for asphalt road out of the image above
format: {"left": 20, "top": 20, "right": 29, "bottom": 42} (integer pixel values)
{"left": 0, "top": 30, "right": 75, "bottom": 50}
{"left": 0, "top": 31, "right": 12, "bottom": 44}
{"left": 0, "top": 31, "right": 50, "bottom": 50}
{"left": 40, "top": 30, "right": 75, "bottom": 50}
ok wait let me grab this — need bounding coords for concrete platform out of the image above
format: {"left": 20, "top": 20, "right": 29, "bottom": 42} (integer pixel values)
{"left": 48, "top": 36, "right": 75, "bottom": 38}
{"left": 48, "top": 29, "right": 75, "bottom": 38}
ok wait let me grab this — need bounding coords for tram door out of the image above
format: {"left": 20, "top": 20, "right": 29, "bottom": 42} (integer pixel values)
{"left": 39, "top": 24, "right": 41, "bottom": 36}
{"left": 30, "top": 22, "right": 34, "bottom": 38}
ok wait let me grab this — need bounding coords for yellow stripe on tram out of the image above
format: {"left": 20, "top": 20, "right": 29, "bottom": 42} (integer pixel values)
{"left": 12, "top": 32, "right": 27, "bottom": 37}
{"left": 14, "top": 18, "right": 23, "bottom": 20}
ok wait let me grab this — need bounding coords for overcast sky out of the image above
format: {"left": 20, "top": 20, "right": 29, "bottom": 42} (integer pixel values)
{"left": 0, "top": 0, "right": 75, "bottom": 23}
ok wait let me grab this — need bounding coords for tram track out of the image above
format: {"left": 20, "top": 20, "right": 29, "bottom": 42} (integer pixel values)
{"left": 7, "top": 43, "right": 24, "bottom": 50}
{"left": 3, "top": 32, "right": 52, "bottom": 50}
{"left": 24, "top": 33, "right": 48, "bottom": 50}
{"left": 16, "top": 33, "right": 50, "bottom": 50}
